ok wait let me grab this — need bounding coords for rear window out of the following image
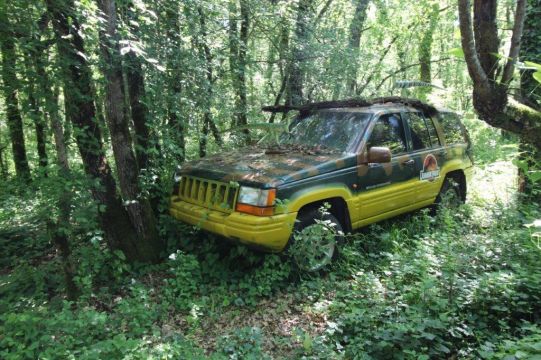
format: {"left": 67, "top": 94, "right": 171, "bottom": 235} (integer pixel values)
{"left": 438, "top": 112, "right": 466, "bottom": 145}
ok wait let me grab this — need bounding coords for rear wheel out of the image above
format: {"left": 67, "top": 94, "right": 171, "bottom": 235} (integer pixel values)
{"left": 288, "top": 208, "right": 344, "bottom": 272}
{"left": 435, "top": 177, "right": 463, "bottom": 210}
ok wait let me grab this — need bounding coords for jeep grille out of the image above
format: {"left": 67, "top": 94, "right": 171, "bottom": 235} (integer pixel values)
{"left": 177, "top": 176, "right": 238, "bottom": 213}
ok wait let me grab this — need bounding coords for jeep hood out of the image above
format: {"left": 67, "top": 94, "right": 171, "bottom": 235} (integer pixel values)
{"left": 179, "top": 147, "right": 357, "bottom": 188}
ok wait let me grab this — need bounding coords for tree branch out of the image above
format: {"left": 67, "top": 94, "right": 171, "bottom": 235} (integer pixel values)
{"left": 370, "top": 57, "right": 453, "bottom": 95}
{"left": 457, "top": 0, "right": 489, "bottom": 87}
{"left": 315, "top": 0, "right": 334, "bottom": 23}
{"left": 501, "top": 0, "right": 527, "bottom": 85}
{"left": 356, "top": 34, "right": 399, "bottom": 95}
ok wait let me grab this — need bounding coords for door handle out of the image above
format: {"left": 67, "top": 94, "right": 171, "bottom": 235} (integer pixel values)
{"left": 404, "top": 159, "right": 415, "bottom": 166}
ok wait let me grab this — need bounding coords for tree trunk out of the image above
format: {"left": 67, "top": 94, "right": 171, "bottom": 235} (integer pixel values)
{"left": 418, "top": 4, "right": 439, "bottom": 100}
{"left": 165, "top": 5, "right": 186, "bottom": 162}
{"left": 520, "top": 0, "right": 541, "bottom": 108}
{"left": 268, "top": 19, "right": 290, "bottom": 124}
{"left": 286, "top": 0, "right": 313, "bottom": 106}
{"left": 458, "top": 0, "right": 541, "bottom": 151}
{"left": 347, "top": 0, "right": 370, "bottom": 94}
{"left": 195, "top": 6, "right": 222, "bottom": 158}
{"left": 0, "top": 10, "right": 31, "bottom": 181}
{"left": 46, "top": 0, "right": 161, "bottom": 262}
{"left": 518, "top": 0, "right": 541, "bottom": 201}
{"left": 122, "top": 3, "right": 153, "bottom": 171}
{"left": 48, "top": 88, "right": 79, "bottom": 300}
{"left": 23, "top": 55, "right": 49, "bottom": 175}
{"left": 459, "top": 0, "right": 541, "bottom": 199}
{"left": 473, "top": 0, "right": 500, "bottom": 80}
{"left": 0, "top": 133, "right": 7, "bottom": 179}
{"left": 97, "top": 0, "right": 162, "bottom": 262}
{"left": 124, "top": 51, "right": 151, "bottom": 170}
{"left": 229, "top": 0, "right": 250, "bottom": 141}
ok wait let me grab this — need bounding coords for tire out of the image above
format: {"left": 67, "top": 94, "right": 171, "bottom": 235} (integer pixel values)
{"left": 434, "top": 177, "right": 463, "bottom": 211}
{"left": 288, "top": 208, "right": 344, "bottom": 272}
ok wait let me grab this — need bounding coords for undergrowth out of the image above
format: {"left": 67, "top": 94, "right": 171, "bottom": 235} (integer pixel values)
{"left": 1, "top": 176, "right": 541, "bottom": 359}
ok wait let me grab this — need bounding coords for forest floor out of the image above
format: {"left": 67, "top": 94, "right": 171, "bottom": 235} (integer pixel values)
{"left": 179, "top": 160, "right": 523, "bottom": 357}
{"left": 1, "top": 159, "right": 541, "bottom": 359}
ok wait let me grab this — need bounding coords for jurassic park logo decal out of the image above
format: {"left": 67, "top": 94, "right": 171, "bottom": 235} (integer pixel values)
{"left": 420, "top": 154, "right": 440, "bottom": 181}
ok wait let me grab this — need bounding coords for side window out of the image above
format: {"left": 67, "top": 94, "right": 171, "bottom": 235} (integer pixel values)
{"left": 407, "top": 112, "right": 432, "bottom": 150}
{"left": 424, "top": 115, "right": 441, "bottom": 147}
{"left": 367, "top": 113, "right": 407, "bottom": 154}
{"left": 438, "top": 113, "right": 465, "bottom": 145}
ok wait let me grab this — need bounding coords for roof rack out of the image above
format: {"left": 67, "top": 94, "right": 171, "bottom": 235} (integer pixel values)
{"left": 262, "top": 96, "right": 439, "bottom": 116}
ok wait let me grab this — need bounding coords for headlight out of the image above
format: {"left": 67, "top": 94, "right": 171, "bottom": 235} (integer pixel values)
{"left": 236, "top": 187, "right": 276, "bottom": 216}
{"left": 238, "top": 187, "right": 275, "bottom": 206}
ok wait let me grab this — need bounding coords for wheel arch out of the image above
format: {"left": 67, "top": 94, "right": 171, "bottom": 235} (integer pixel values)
{"left": 443, "top": 169, "right": 467, "bottom": 201}
{"left": 295, "top": 197, "right": 352, "bottom": 233}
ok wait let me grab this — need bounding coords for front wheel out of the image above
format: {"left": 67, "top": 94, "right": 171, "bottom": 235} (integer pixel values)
{"left": 288, "top": 208, "right": 344, "bottom": 272}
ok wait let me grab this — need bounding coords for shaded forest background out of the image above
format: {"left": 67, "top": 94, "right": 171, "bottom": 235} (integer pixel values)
{"left": 1, "top": 0, "right": 541, "bottom": 358}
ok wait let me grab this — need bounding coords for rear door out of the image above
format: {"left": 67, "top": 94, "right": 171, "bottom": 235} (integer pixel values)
{"left": 403, "top": 111, "right": 445, "bottom": 203}
{"left": 356, "top": 112, "right": 418, "bottom": 220}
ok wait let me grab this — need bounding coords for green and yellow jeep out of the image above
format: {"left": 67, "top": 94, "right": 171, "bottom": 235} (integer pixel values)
{"left": 170, "top": 98, "right": 473, "bottom": 270}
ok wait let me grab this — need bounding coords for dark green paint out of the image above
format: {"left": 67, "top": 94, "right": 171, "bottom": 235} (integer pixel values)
{"left": 177, "top": 105, "right": 473, "bottom": 205}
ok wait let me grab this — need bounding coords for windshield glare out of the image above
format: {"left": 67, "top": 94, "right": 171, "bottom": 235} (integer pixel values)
{"left": 286, "top": 111, "right": 372, "bottom": 153}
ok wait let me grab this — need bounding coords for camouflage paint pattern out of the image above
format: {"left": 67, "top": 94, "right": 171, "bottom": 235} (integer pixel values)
{"left": 171, "top": 102, "right": 474, "bottom": 250}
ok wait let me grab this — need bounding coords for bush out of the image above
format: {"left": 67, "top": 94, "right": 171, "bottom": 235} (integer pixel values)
{"left": 163, "top": 251, "right": 202, "bottom": 310}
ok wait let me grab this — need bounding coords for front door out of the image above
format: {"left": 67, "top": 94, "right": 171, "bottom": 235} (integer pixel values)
{"left": 403, "top": 111, "right": 446, "bottom": 203}
{"left": 356, "top": 113, "right": 418, "bottom": 220}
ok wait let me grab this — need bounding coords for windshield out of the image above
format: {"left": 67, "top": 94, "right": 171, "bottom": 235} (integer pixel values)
{"left": 285, "top": 111, "right": 372, "bottom": 153}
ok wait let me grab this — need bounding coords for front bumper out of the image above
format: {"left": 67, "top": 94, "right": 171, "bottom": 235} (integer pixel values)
{"left": 169, "top": 196, "right": 297, "bottom": 251}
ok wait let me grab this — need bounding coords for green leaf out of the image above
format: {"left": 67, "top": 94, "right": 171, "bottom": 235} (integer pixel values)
{"left": 114, "top": 250, "right": 126, "bottom": 260}
{"left": 533, "top": 71, "right": 541, "bottom": 84}
{"left": 448, "top": 48, "right": 464, "bottom": 59}
{"left": 529, "top": 171, "right": 541, "bottom": 182}
{"left": 525, "top": 61, "right": 541, "bottom": 70}
{"left": 303, "top": 332, "right": 313, "bottom": 353}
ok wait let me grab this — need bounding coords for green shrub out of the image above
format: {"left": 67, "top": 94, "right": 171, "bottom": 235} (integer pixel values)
{"left": 216, "top": 327, "right": 270, "bottom": 360}
{"left": 163, "top": 251, "right": 202, "bottom": 310}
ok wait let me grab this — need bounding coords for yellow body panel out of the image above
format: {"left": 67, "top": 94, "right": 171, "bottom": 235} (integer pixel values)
{"left": 170, "top": 195, "right": 297, "bottom": 251}
{"left": 169, "top": 163, "right": 473, "bottom": 251}
{"left": 282, "top": 185, "right": 354, "bottom": 213}
{"left": 354, "top": 178, "right": 418, "bottom": 221}
{"left": 353, "top": 199, "right": 434, "bottom": 228}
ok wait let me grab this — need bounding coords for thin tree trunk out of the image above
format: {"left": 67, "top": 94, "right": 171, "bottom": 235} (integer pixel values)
{"left": 122, "top": 3, "right": 153, "bottom": 170}
{"left": 0, "top": 10, "right": 31, "bottom": 181}
{"left": 286, "top": 0, "right": 313, "bottom": 106}
{"left": 229, "top": 0, "right": 250, "bottom": 141}
{"left": 518, "top": 0, "right": 541, "bottom": 201}
{"left": 418, "top": 4, "right": 439, "bottom": 100}
{"left": 0, "top": 148, "right": 6, "bottom": 179}
{"left": 237, "top": 0, "right": 249, "bottom": 130}
{"left": 124, "top": 52, "right": 151, "bottom": 170}
{"left": 195, "top": 6, "right": 222, "bottom": 158}
{"left": 48, "top": 87, "right": 78, "bottom": 300}
{"left": 46, "top": 0, "right": 156, "bottom": 262}
{"left": 23, "top": 56, "right": 49, "bottom": 175}
{"left": 0, "top": 134, "right": 7, "bottom": 179}
{"left": 347, "top": 0, "right": 370, "bottom": 94}
{"left": 199, "top": 115, "right": 210, "bottom": 158}
{"left": 520, "top": 0, "right": 541, "bottom": 108}
{"left": 268, "top": 19, "right": 290, "bottom": 123}
{"left": 165, "top": 5, "right": 186, "bottom": 161}
{"left": 98, "top": 0, "right": 162, "bottom": 262}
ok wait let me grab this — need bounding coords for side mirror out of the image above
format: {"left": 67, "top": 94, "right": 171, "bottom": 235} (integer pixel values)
{"left": 367, "top": 147, "right": 392, "bottom": 163}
